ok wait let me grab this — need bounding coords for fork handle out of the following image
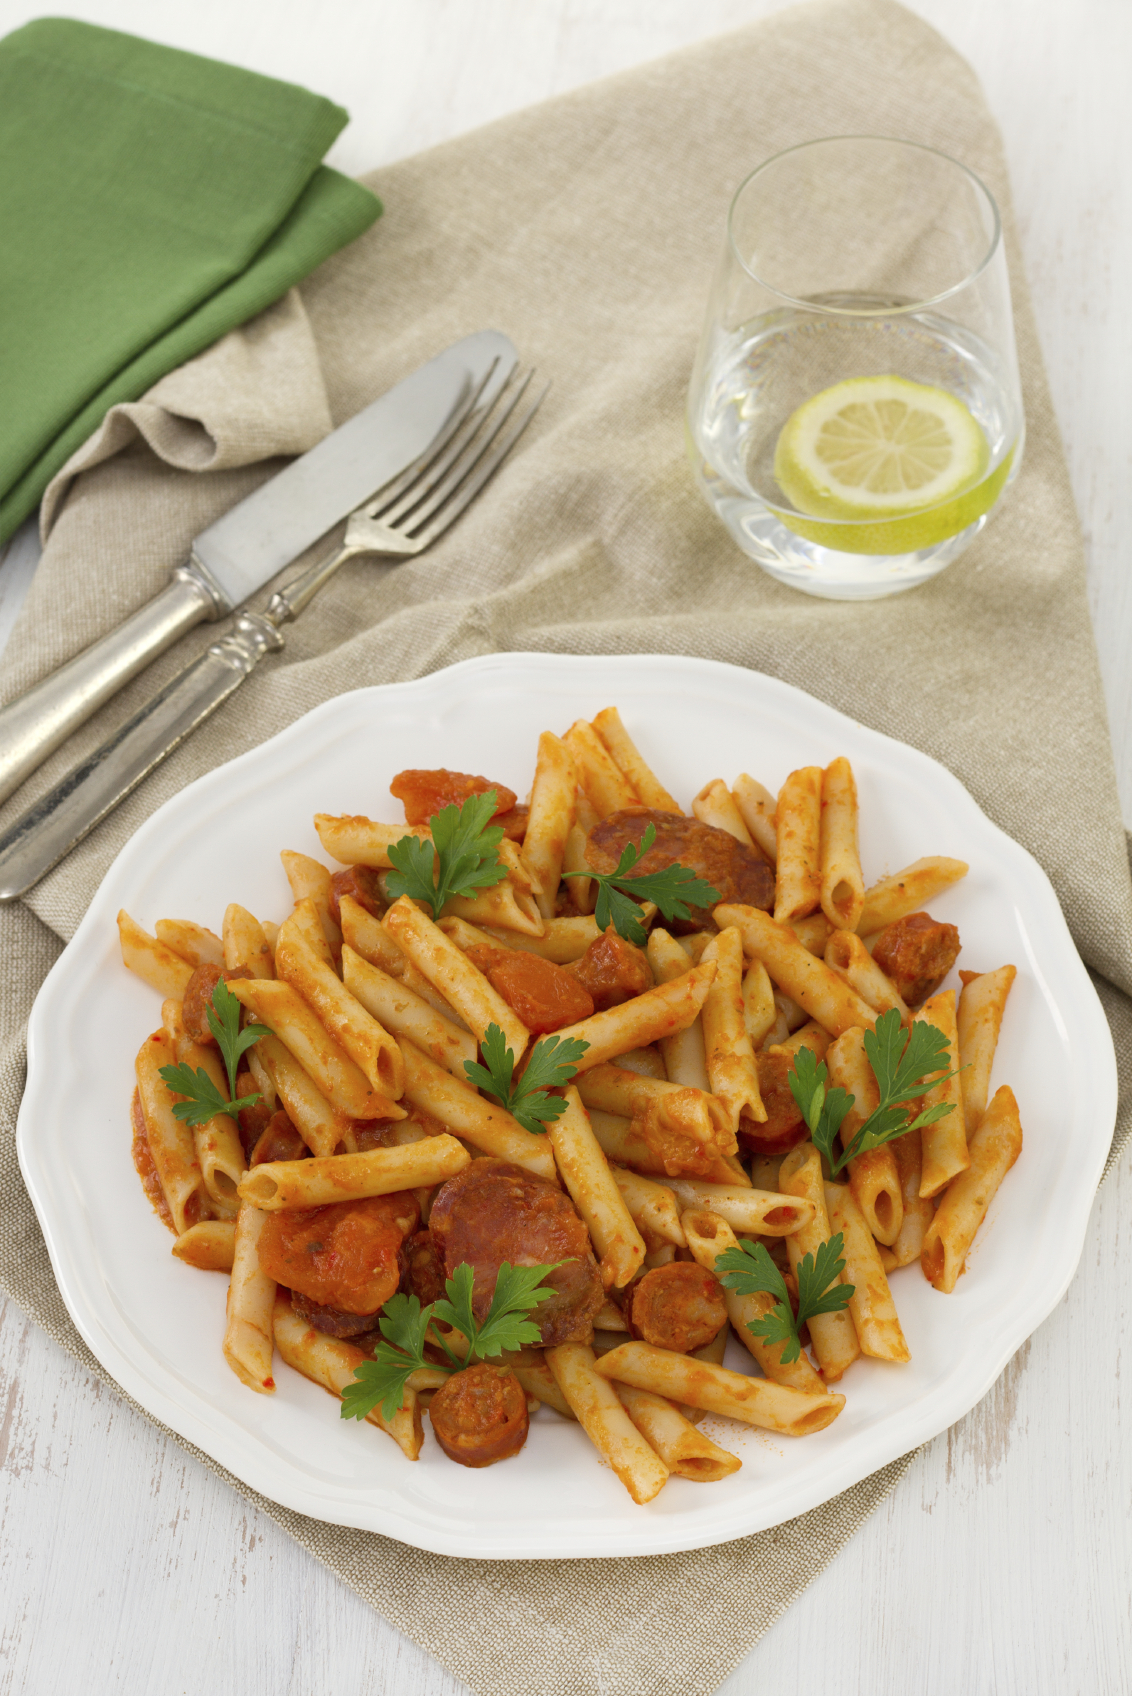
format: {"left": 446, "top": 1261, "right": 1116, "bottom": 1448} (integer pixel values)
{"left": 0, "top": 611, "right": 285, "bottom": 901}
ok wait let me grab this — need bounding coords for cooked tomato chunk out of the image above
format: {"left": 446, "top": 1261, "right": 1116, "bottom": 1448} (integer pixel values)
{"left": 328, "top": 864, "right": 386, "bottom": 928}
{"left": 495, "top": 804, "right": 530, "bottom": 842}
{"left": 257, "top": 1193, "right": 419, "bottom": 1315}
{"left": 586, "top": 809, "right": 774, "bottom": 928}
{"left": 625, "top": 1262, "right": 728, "bottom": 1353}
{"left": 738, "top": 1049, "right": 808, "bottom": 1157}
{"left": 429, "top": 1363, "right": 529, "bottom": 1468}
{"left": 872, "top": 911, "right": 961, "bottom": 1007}
{"left": 250, "top": 1109, "right": 309, "bottom": 1167}
{"left": 430, "top": 1159, "right": 603, "bottom": 1346}
{"left": 390, "top": 769, "right": 517, "bottom": 826}
{"left": 569, "top": 931, "right": 653, "bottom": 1011}
{"left": 464, "top": 943, "right": 595, "bottom": 1034}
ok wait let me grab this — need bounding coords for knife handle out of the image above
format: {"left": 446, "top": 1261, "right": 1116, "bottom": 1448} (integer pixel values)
{"left": 0, "top": 560, "right": 226, "bottom": 808}
{"left": 0, "top": 610, "right": 284, "bottom": 901}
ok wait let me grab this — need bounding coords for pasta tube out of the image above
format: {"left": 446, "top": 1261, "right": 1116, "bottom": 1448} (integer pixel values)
{"left": 166, "top": 1002, "right": 245, "bottom": 1214}
{"left": 253, "top": 1032, "right": 358, "bottom": 1157}
{"left": 228, "top": 977, "right": 395, "bottom": 1120}
{"left": 819, "top": 757, "right": 865, "bottom": 932}
{"left": 276, "top": 930, "right": 405, "bottom": 1099}
{"left": 824, "top": 930, "right": 909, "bottom": 1022}
{"left": 921, "top": 1086, "right": 1023, "bottom": 1292}
{"left": 280, "top": 849, "right": 342, "bottom": 955}
{"left": 731, "top": 774, "right": 777, "bottom": 862}
{"left": 339, "top": 895, "right": 408, "bottom": 976}
{"left": 825, "top": 1027, "right": 903, "bottom": 1246}
{"left": 313, "top": 814, "right": 429, "bottom": 868}
{"left": 742, "top": 959, "right": 777, "bottom": 1050}
{"left": 773, "top": 766, "right": 822, "bottom": 924}
{"left": 957, "top": 965, "right": 1017, "bottom": 1134}
{"left": 548, "top": 1087, "right": 646, "bottom": 1288}
{"left": 915, "top": 990, "right": 969, "bottom": 1197}
{"left": 383, "top": 895, "right": 530, "bottom": 1056}
{"left": 594, "top": 1342, "right": 843, "bottom": 1434}
{"left": 551, "top": 961, "right": 717, "bottom": 1070}
{"left": 238, "top": 1136, "right": 469, "bottom": 1210}
{"left": 699, "top": 927, "right": 766, "bottom": 1126}
{"left": 545, "top": 1344, "right": 669, "bottom": 1503}
{"left": 135, "top": 1029, "right": 210, "bottom": 1233}
{"left": 342, "top": 945, "right": 475, "bottom": 1079}
{"left": 223, "top": 1202, "right": 276, "bottom": 1393}
{"left": 609, "top": 1166, "right": 686, "bottom": 1246}
{"left": 223, "top": 903, "right": 275, "bottom": 977}
{"left": 522, "top": 731, "right": 577, "bottom": 921}
{"left": 615, "top": 1384, "right": 741, "bottom": 1480}
{"left": 273, "top": 1295, "right": 423, "bottom": 1459}
{"left": 562, "top": 720, "right": 639, "bottom": 817}
{"left": 172, "top": 1220, "right": 236, "bottom": 1272}
{"left": 155, "top": 919, "right": 224, "bottom": 968}
{"left": 857, "top": 855, "right": 968, "bottom": 935}
{"left": 823, "top": 1182, "right": 910, "bottom": 1362}
{"left": 118, "top": 911, "right": 193, "bottom": 1000}
{"left": 591, "top": 707, "right": 681, "bottom": 813}
{"left": 477, "top": 914, "right": 604, "bottom": 964}
{"left": 647, "top": 928, "right": 711, "bottom": 1091}
{"left": 778, "top": 1144, "right": 860, "bottom": 1381}
{"left": 576, "top": 1065, "right": 731, "bottom": 1148}
{"left": 399, "top": 1039, "right": 558, "bottom": 1180}
{"left": 714, "top": 904, "right": 877, "bottom": 1038}
{"left": 278, "top": 899, "right": 335, "bottom": 972}
{"left": 692, "top": 779, "right": 755, "bottom": 845}
{"left": 666, "top": 1178, "right": 813, "bottom": 1236}
{"left": 884, "top": 1127, "right": 936, "bottom": 1268}
{"left": 682, "top": 1208, "right": 825, "bottom": 1393}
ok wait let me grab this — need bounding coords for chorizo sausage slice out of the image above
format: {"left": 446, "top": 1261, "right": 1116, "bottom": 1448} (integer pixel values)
{"left": 872, "top": 911, "right": 961, "bottom": 1007}
{"left": 257, "top": 1193, "right": 420, "bottom": 1315}
{"left": 739, "top": 1050, "right": 809, "bottom": 1158}
{"left": 429, "top": 1363, "right": 529, "bottom": 1467}
{"left": 625, "top": 1262, "right": 728, "bottom": 1353}
{"left": 586, "top": 809, "right": 774, "bottom": 926}
{"left": 328, "top": 864, "right": 387, "bottom": 928}
{"left": 429, "top": 1159, "right": 604, "bottom": 1346}
{"left": 250, "top": 1109, "right": 309, "bottom": 1167}
{"left": 289, "top": 1290, "right": 385, "bottom": 1339}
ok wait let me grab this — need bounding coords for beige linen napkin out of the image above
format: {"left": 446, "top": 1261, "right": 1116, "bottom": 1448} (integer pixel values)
{"left": 2, "top": 3, "right": 1130, "bottom": 1693}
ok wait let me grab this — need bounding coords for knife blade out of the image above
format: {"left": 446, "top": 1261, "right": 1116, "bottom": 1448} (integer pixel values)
{"left": 0, "top": 330, "right": 517, "bottom": 807}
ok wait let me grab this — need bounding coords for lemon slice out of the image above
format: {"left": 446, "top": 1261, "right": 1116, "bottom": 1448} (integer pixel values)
{"left": 773, "top": 375, "right": 1003, "bottom": 554}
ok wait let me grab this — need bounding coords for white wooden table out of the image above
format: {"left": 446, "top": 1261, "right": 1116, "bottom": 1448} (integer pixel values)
{"left": 1, "top": 3, "right": 1130, "bottom": 1691}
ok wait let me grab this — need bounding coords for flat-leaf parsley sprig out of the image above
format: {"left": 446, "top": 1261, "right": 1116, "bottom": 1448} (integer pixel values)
{"left": 790, "top": 1006, "right": 959, "bottom": 1175}
{"left": 716, "top": 1236, "right": 854, "bottom": 1365}
{"left": 386, "top": 788, "right": 508, "bottom": 920}
{"left": 464, "top": 1022, "right": 589, "bottom": 1135}
{"left": 561, "top": 822, "right": 721, "bottom": 947}
{"left": 340, "top": 1260, "right": 565, "bottom": 1423}
{"left": 158, "top": 977, "right": 269, "bottom": 1126}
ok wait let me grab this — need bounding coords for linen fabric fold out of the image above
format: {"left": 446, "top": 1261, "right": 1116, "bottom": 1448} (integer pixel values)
{"left": 1, "top": 3, "right": 1129, "bottom": 1696}
{"left": 0, "top": 17, "right": 381, "bottom": 542}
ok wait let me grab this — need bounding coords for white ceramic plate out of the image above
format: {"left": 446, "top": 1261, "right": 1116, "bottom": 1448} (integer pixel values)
{"left": 18, "top": 653, "right": 1116, "bottom": 1558}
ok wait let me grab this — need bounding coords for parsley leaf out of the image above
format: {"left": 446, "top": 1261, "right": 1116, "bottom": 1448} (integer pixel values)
{"left": 561, "top": 823, "right": 720, "bottom": 946}
{"left": 158, "top": 977, "right": 269, "bottom": 1126}
{"left": 789, "top": 1007, "right": 958, "bottom": 1175}
{"left": 716, "top": 1235, "right": 854, "bottom": 1365}
{"left": 463, "top": 1023, "right": 589, "bottom": 1135}
{"left": 340, "top": 1260, "right": 564, "bottom": 1424}
{"left": 385, "top": 789, "right": 508, "bottom": 920}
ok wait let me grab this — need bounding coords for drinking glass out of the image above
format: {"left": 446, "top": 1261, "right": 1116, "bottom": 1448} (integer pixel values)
{"left": 686, "top": 137, "right": 1024, "bottom": 599}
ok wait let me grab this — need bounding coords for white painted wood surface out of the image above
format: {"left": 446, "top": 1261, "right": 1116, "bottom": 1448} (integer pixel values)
{"left": 1, "top": 2, "right": 1130, "bottom": 1692}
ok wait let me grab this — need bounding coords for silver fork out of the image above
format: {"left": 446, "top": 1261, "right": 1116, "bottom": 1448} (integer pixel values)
{"left": 0, "top": 366, "right": 546, "bottom": 899}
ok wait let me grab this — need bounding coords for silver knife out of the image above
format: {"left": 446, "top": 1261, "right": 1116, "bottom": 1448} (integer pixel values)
{"left": 0, "top": 330, "right": 517, "bottom": 807}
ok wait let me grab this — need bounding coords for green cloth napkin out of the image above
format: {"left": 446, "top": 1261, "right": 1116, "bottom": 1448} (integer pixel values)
{"left": 0, "top": 17, "right": 382, "bottom": 543}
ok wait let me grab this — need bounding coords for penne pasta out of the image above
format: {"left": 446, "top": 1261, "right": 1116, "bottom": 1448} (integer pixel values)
{"left": 223, "top": 1202, "right": 276, "bottom": 1392}
{"left": 715, "top": 904, "right": 878, "bottom": 1038}
{"left": 228, "top": 977, "right": 396, "bottom": 1120}
{"left": 957, "top": 965, "right": 1017, "bottom": 1134}
{"left": 789, "top": 912, "right": 832, "bottom": 956}
{"left": 552, "top": 961, "right": 717, "bottom": 1071}
{"left": 522, "top": 731, "right": 577, "bottom": 921}
{"left": 699, "top": 927, "right": 766, "bottom": 1127}
{"left": 223, "top": 903, "right": 275, "bottom": 978}
{"left": 609, "top": 1166, "right": 686, "bottom": 1247}
{"left": 273, "top": 1294, "right": 423, "bottom": 1458}
{"left": 477, "top": 914, "right": 604, "bottom": 964}
{"left": 399, "top": 1038, "right": 558, "bottom": 1180}
{"left": 119, "top": 910, "right": 193, "bottom": 1000}
{"left": 741, "top": 959, "right": 778, "bottom": 1050}
{"left": 548, "top": 1087, "right": 646, "bottom": 1288}
{"left": 280, "top": 849, "right": 342, "bottom": 955}
{"left": 825, "top": 929, "right": 909, "bottom": 1022}
{"left": 338, "top": 895, "right": 408, "bottom": 977}
{"left": 443, "top": 876, "right": 545, "bottom": 937}
{"left": 915, "top": 990, "right": 969, "bottom": 1197}
{"left": 562, "top": 720, "right": 639, "bottom": 817}
{"left": 313, "top": 814, "right": 430, "bottom": 868}
{"left": 165, "top": 1001, "right": 245, "bottom": 1215}
{"left": 825, "top": 1027, "right": 903, "bottom": 1246}
{"left": 692, "top": 779, "right": 755, "bottom": 845}
{"left": 594, "top": 1342, "right": 843, "bottom": 1434}
{"left": 647, "top": 928, "right": 711, "bottom": 1091}
{"left": 253, "top": 1031, "right": 357, "bottom": 1157}
{"left": 824, "top": 1182, "right": 910, "bottom": 1362}
{"left": 278, "top": 899, "right": 336, "bottom": 972}
{"left": 511, "top": 1360, "right": 576, "bottom": 1420}
{"left": 155, "top": 918, "right": 224, "bottom": 968}
{"left": 921, "top": 1086, "right": 1023, "bottom": 1292}
{"left": 666, "top": 1178, "right": 813, "bottom": 1236}
{"left": 591, "top": 708, "right": 682, "bottom": 814}
{"left": 819, "top": 757, "right": 865, "bottom": 931}
{"left": 383, "top": 895, "right": 530, "bottom": 1057}
{"left": 615, "top": 1384, "right": 741, "bottom": 1481}
{"left": 577, "top": 1064, "right": 731, "bottom": 1150}
{"left": 731, "top": 773, "right": 777, "bottom": 862}
{"left": 342, "top": 944, "right": 475, "bottom": 1080}
{"left": 777, "top": 1144, "right": 860, "bottom": 1381}
{"left": 857, "top": 855, "right": 969, "bottom": 936}
{"left": 135, "top": 1028, "right": 210, "bottom": 1233}
{"left": 682, "top": 1208, "right": 826, "bottom": 1392}
{"left": 774, "top": 766, "right": 823, "bottom": 924}
{"left": 885, "top": 1127, "right": 936, "bottom": 1268}
{"left": 276, "top": 929, "right": 405, "bottom": 1099}
{"left": 238, "top": 1136, "right": 470, "bottom": 1210}
{"left": 172, "top": 1219, "right": 236, "bottom": 1272}
{"left": 545, "top": 1343, "right": 670, "bottom": 1503}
